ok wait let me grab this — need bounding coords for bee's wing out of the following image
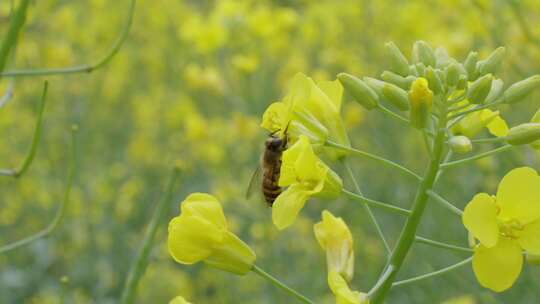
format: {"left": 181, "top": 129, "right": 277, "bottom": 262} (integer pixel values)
{"left": 245, "top": 165, "right": 263, "bottom": 200}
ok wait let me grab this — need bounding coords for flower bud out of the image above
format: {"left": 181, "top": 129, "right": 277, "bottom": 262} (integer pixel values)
{"left": 464, "top": 51, "right": 478, "bottom": 81}
{"left": 409, "top": 64, "right": 419, "bottom": 76}
{"left": 380, "top": 71, "right": 415, "bottom": 89}
{"left": 435, "top": 47, "right": 452, "bottom": 68}
{"left": 338, "top": 73, "right": 378, "bottom": 110}
{"left": 485, "top": 78, "right": 504, "bottom": 104}
{"left": 424, "top": 67, "right": 444, "bottom": 95}
{"left": 476, "top": 47, "right": 506, "bottom": 75}
{"left": 385, "top": 41, "right": 409, "bottom": 76}
{"left": 409, "top": 77, "right": 433, "bottom": 129}
{"left": 503, "top": 75, "right": 540, "bottom": 104}
{"left": 449, "top": 136, "right": 472, "bottom": 154}
{"left": 363, "top": 76, "right": 385, "bottom": 94}
{"left": 412, "top": 40, "right": 436, "bottom": 67}
{"left": 382, "top": 82, "right": 410, "bottom": 111}
{"left": 505, "top": 123, "right": 540, "bottom": 145}
{"left": 530, "top": 109, "right": 540, "bottom": 149}
{"left": 415, "top": 63, "right": 426, "bottom": 77}
{"left": 445, "top": 63, "right": 465, "bottom": 87}
{"left": 468, "top": 74, "right": 493, "bottom": 104}
{"left": 169, "top": 296, "right": 192, "bottom": 304}
{"left": 457, "top": 74, "right": 468, "bottom": 90}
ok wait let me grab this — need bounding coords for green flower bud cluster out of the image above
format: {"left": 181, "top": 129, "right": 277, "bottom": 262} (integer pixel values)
{"left": 338, "top": 41, "right": 540, "bottom": 136}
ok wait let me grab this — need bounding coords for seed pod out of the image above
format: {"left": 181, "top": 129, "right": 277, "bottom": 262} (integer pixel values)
{"left": 409, "top": 77, "right": 433, "bottom": 129}
{"left": 385, "top": 41, "right": 410, "bottom": 76}
{"left": 477, "top": 47, "right": 506, "bottom": 75}
{"left": 503, "top": 75, "right": 540, "bottom": 104}
{"left": 381, "top": 71, "right": 415, "bottom": 89}
{"left": 464, "top": 51, "right": 478, "bottom": 81}
{"left": 468, "top": 74, "right": 493, "bottom": 104}
{"left": 412, "top": 40, "right": 436, "bottom": 67}
{"left": 337, "top": 73, "right": 378, "bottom": 110}
{"left": 449, "top": 136, "right": 472, "bottom": 154}
{"left": 382, "top": 82, "right": 410, "bottom": 111}
{"left": 424, "top": 67, "right": 444, "bottom": 95}
{"left": 531, "top": 109, "right": 540, "bottom": 149}
{"left": 506, "top": 123, "right": 540, "bottom": 145}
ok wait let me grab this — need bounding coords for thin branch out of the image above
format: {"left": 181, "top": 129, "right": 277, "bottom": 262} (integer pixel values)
{"left": 440, "top": 145, "right": 513, "bottom": 169}
{"left": 392, "top": 257, "right": 473, "bottom": 287}
{"left": 447, "top": 97, "right": 505, "bottom": 120}
{"left": 426, "top": 190, "right": 463, "bottom": 216}
{"left": 0, "top": 0, "right": 30, "bottom": 74}
{"left": 0, "top": 81, "right": 48, "bottom": 178}
{"left": 342, "top": 189, "right": 411, "bottom": 216}
{"left": 0, "top": 125, "right": 77, "bottom": 254}
{"left": 326, "top": 140, "right": 421, "bottom": 181}
{"left": 252, "top": 265, "right": 314, "bottom": 304}
{"left": 120, "top": 166, "right": 181, "bottom": 304}
{"left": 0, "top": 0, "right": 136, "bottom": 78}
{"left": 343, "top": 161, "right": 392, "bottom": 255}
{"left": 377, "top": 104, "right": 410, "bottom": 124}
{"left": 414, "top": 236, "right": 472, "bottom": 253}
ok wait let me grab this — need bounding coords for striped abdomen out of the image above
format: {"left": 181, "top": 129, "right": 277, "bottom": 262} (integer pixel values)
{"left": 262, "top": 161, "right": 282, "bottom": 206}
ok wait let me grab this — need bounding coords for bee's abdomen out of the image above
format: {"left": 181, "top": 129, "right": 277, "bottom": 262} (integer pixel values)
{"left": 262, "top": 166, "right": 281, "bottom": 206}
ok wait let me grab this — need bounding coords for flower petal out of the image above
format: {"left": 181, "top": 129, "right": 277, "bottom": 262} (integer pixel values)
{"left": 496, "top": 167, "right": 540, "bottom": 224}
{"left": 472, "top": 237, "right": 523, "bottom": 292}
{"left": 462, "top": 193, "right": 499, "bottom": 247}
{"left": 487, "top": 115, "right": 509, "bottom": 137}
{"left": 260, "top": 101, "right": 291, "bottom": 136}
{"left": 327, "top": 271, "right": 363, "bottom": 304}
{"left": 272, "top": 185, "right": 311, "bottom": 230}
{"left": 518, "top": 219, "right": 540, "bottom": 255}
{"left": 168, "top": 216, "right": 225, "bottom": 264}
{"left": 204, "top": 231, "right": 256, "bottom": 275}
{"left": 181, "top": 193, "right": 227, "bottom": 229}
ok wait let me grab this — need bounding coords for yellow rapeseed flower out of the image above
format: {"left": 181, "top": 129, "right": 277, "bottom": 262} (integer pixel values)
{"left": 168, "top": 193, "right": 256, "bottom": 275}
{"left": 462, "top": 167, "right": 540, "bottom": 291}
{"left": 328, "top": 271, "right": 369, "bottom": 304}
{"left": 261, "top": 73, "right": 350, "bottom": 152}
{"left": 409, "top": 77, "right": 433, "bottom": 129}
{"left": 272, "top": 136, "right": 342, "bottom": 230}
{"left": 314, "top": 210, "right": 355, "bottom": 282}
{"left": 452, "top": 108, "right": 508, "bottom": 138}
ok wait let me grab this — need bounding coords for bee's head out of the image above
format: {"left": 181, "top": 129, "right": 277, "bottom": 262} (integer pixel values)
{"left": 265, "top": 136, "right": 285, "bottom": 152}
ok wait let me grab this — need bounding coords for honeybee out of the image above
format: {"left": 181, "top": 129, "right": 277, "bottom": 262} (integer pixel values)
{"left": 246, "top": 129, "right": 289, "bottom": 206}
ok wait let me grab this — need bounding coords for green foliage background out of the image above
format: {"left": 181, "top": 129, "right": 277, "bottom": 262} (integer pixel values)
{"left": 1, "top": 0, "right": 539, "bottom": 303}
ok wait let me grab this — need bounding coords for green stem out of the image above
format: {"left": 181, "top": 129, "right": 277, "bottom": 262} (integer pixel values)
{"left": 447, "top": 98, "right": 505, "bottom": 120}
{"left": 343, "top": 161, "right": 392, "bottom": 254}
{"left": 326, "top": 140, "right": 421, "bottom": 181}
{"left": 342, "top": 189, "right": 411, "bottom": 216}
{"left": 252, "top": 265, "right": 314, "bottom": 304}
{"left": 0, "top": 0, "right": 30, "bottom": 75}
{"left": 377, "top": 104, "right": 410, "bottom": 124}
{"left": 0, "top": 0, "right": 136, "bottom": 78}
{"left": 441, "top": 145, "right": 513, "bottom": 169}
{"left": 370, "top": 108, "right": 448, "bottom": 303}
{"left": 120, "top": 166, "right": 181, "bottom": 304}
{"left": 0, "top": 126, "right": 77, "bottom": 254}
{"left": 426, "top": 190, "right": 463, "bottom": 216}
{"left": 470, "top": 137, "right": 505, "bottom": 144}
{"left": 392, "top": 257, "right": 472, "bottom": 287}
{"left": 0, "top": 82, "right": 48, "bottom": 178}
{"left": 414, "top": 236, "right": 472, "bottom": 253}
